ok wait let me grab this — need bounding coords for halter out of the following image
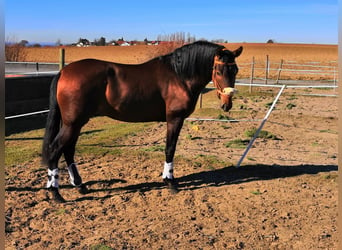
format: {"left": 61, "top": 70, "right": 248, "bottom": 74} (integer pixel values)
{"left": 212, "top": 54, "right": 237, "bottom": 97}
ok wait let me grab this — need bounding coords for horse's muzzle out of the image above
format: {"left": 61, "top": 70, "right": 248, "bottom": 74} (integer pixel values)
{"left": 219, "top": 89, "right": 234, "bottom": 112}
{"left": 221, "top": 102, "right": 232, "bottom": 112}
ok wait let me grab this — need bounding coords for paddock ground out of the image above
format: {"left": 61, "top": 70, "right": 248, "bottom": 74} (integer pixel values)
{"left": 5, "top": 85, "right": 338, "bottom": 249}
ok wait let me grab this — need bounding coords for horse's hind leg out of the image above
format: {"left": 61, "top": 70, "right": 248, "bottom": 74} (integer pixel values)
{"left": 62, "top": 124, "right": 88, "bottom": 194}
{"left": 46, "top": 127, "right": 68, "bottom": 203}
{"left": 46, "top": 124, "right": 83, "bottom": 202}
{"left": 61, "top": 125, "right": 81, "bottom": 184}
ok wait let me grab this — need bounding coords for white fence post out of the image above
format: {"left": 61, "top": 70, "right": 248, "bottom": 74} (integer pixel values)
{"left": 236, "top": 85, "right": 286, "bottom": 168}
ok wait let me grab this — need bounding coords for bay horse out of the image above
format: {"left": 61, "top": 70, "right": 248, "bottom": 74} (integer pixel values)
{"left": 42, "top": 41, "right": 243, "bottom": 202}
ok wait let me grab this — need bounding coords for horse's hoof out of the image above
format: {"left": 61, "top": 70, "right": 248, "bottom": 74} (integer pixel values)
{"left": 48, "top": 187, "right": 66, "bottom": 203}
{"left": 78, "top": 184, "right": 88, "bottom": 194}
{"left": 163, "top": 178, "right": 179, "bottom": 194}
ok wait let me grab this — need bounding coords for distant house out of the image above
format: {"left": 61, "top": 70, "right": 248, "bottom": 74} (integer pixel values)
{"left": 113, "top": 40, "right": 131, "bottom": 46}
{"left": 145, "top": 40, "right": 159, "bottom": 46}
{"left": 76, "top": 39, "right": 90, "bottom": 47}
{"left": 120, "top": 42, "right": 131, "bottom": 46}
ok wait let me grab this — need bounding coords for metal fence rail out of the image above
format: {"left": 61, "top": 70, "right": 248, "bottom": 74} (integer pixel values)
{"left": 5, "top": 62, "right": 61, "bottom": 75}
{"left": 237, "top": 58, "right": 338, "bottom": 86}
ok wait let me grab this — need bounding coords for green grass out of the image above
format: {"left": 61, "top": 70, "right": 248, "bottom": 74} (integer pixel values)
{"left": 185, "top": 134, "right": 202, "bottom": 140}
{"left": 251, "top": 190, "right": 262, "bottom": 195}
{"left": 5, "top": 144, "right": 42, "bottom": 166}
{"left": 216, "top": 114, "right": 230, "bottom": 120}
{"left": 143, "top": 145, "right": 164, "bottom": 152}
{"left": 264, "top": 102, "right": 273, "bottom": 108}
{"left": 5, "top": 127, "right": 45, "bottom": 166}
{"left": 192, "top": 86, "right": 276, "bottom": 120}
{"left": 90, "top": 245, "right": 113, "bottom": 250}
{"left": 55, "top": 208, "right": 68, "bottom": 215}
{"left": 311, "top": 141, "right": 321, "bottom": 147}
{"left": 319, "top": 129, "right": 338, "bottom": 134}
{"left": 244, "top": 128, "right": 280, "bottom": 140}
{"left": 6, "top": 87, "right": 275, "bottom": 168}
{"left": 193, "top": 154, "right": 229, "bottom": 170}
{"left": 286, "top": 103, "right": 296, "bottom": 109}
{"left": 225, "top": 127, "right": 280, "bottom": 149}
{"left": 286, "top": 95, "right": 298, "bottom": 101}
{"left": 5, "top": 117, "right": 153, "bottom": 166}
{"left": 77, "top": 119, "right": 162, "bottom": 158}
{"left": 322, "top": 173, "right": 338, "bottom": 181}
{"left": 234, "top": 86, "right": 275, "bottom": 98}
{"left": 225, "top": 139, "right": 250, "bottom": 149}
{"left": 191, "top": 107, "right": 225, "bottom": 118}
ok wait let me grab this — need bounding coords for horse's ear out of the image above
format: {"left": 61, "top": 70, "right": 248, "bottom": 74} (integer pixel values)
{"left": 233, "top": 46, "right": 243, "bottom": 57}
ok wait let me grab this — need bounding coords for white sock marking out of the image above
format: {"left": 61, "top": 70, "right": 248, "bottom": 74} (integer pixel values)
{"left": 163, "top": 162, "right": 174, "bottom": 179}
{"left": 47, "top": 168, "right": 59, "bottom": 188}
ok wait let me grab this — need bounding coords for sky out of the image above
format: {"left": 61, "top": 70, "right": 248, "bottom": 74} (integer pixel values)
{"left": 5, "top": 0, "right": 338, "bottom": 45}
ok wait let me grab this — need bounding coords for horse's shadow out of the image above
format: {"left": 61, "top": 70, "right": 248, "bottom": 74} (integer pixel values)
{"left": 72, "top": 164, "right": 337, "bottom": 201}
{"left": 5, "top": 164, "right": 338, "bottom": 202}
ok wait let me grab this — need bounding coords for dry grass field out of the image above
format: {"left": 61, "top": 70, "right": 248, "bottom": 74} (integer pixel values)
{"left": 22, "top": 43, "right": 338, "bottom": 64}
{"left": 22, "top": 43, "right": 337, "bottom": 81}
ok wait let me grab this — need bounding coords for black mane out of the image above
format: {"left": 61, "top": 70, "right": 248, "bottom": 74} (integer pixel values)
{"left": 163, "top": 41, "right": 224, "bottom": 81}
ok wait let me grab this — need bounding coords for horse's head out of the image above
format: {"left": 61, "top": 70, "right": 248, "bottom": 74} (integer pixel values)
{"left": 212, "top": 46, "right": 243, "bottom": 112}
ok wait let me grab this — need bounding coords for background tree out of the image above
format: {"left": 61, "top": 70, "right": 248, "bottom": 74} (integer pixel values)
{"left": 55, "top": 39, "right": 62, "bottom": 46}
{"left": 5, "top": 36, "right": 27, "bottom": 61}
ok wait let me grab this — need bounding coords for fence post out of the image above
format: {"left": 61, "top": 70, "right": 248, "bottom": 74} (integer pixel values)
{"left": 249, "top": 56, "right": 255, "bottom": 93}
{"left": 265, "top": 55, "right": 269, "bottom": 84}
{"left": 59, "top": 48, "right": 65, "bottom": 70}
{"left": 36, "top": 62, "right": 39, "bottom": 74}
{"left": 334, "top": 66, "right": 337, "bottom": 94}
{"left": 276, "top": 59, "right": 283, "bottom": 84}
{"left": 236, "top": 84, "right": 286, "bottom": 168}
{"left": 199, "top": 92, "right": 203, "bottom": 108}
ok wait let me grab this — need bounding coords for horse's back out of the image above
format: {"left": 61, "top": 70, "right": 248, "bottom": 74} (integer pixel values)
{"left": 56, "top": 58, "right": 169, "bottom": 123}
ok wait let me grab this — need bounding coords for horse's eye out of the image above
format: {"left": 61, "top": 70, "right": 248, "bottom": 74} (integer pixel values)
{"left": 216, "top": 71, "right": 221, "bottom": 76}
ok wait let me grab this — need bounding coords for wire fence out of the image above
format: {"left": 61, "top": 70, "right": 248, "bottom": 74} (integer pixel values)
{"left": 5, "top": 58, "right": 338, "bottom": 120}
{"left": 6, "top": 58, "right": 338, "bottom": 86}
{"left": 5, "top": 62, "right": 60, "bottom": 76}
{"left": 237, "top": 57, "right": 338, "bottom": 87}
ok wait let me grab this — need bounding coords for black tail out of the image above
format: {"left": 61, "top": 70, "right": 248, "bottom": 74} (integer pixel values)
{"left": 42, "top": 72, "right": 61, "bottom": 165}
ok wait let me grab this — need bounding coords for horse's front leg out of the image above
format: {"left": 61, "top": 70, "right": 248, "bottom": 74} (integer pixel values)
{"left": 164, "top": 117, "right": 184, "bottom": 192}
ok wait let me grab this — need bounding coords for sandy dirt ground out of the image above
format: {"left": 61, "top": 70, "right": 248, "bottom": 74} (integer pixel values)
{"left": 5, "top": 88, "right": 338, "bottom": 249}
{"left": 5, "top": 44, "right": 338, "bottom": 249}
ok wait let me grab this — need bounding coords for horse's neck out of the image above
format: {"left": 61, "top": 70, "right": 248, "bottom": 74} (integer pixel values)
{"left": 185, "top": 54, "right": 215, "bottom": 93}
{"left": 185, "top": 77, "right": 211, "bottom": 97}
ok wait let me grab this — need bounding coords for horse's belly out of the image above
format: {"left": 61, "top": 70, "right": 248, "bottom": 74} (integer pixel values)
{"left": 104, "top": 100, "right": 167, "bottom": 122}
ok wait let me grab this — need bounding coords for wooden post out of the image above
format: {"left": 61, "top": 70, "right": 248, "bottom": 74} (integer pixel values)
{"left": 36, "top": 62, "right": 39, "bottom": 74}
{"left": 265, "top": 55, "right": 269, "bottom": 84}
{"left": 199, "top": 92, "right": 203, "bottom": 108}
{"left": 276, "top": 59, "right": 283, "bottom": 84}
{"left": 334, "top": 66, "right": 337, "bottom": 94}
{"left": 249, "top": 56, "right": 255, "bottom": 93}
{"left": 59, "top": 48, "right": 65, "bottom": 70}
